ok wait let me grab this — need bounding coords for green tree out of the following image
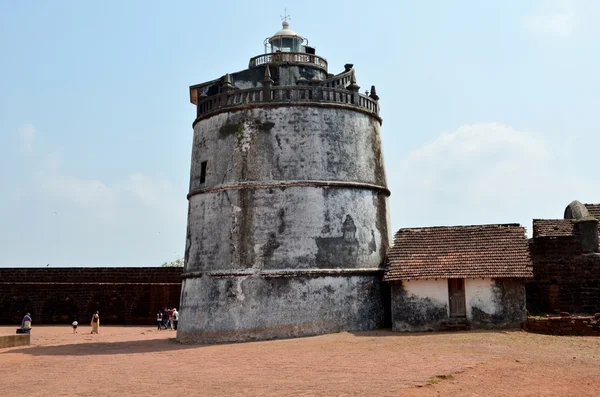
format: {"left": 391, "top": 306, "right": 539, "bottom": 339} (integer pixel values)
{"left": 161, "top": 257, "right": 184, "bottom": 267}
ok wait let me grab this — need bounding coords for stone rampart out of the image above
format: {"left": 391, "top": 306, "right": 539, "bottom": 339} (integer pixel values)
{"left": 0, "top": 268, "right": 182, "bottom": 325}
{"left": 525, "top": 314, "right": 600, "bottom": 336}
{"left": 526, "top": 236, "right": 600, "bottom": 314}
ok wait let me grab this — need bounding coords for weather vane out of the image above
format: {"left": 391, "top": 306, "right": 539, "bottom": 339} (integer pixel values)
{"left": 280, "top": 8, "right": 291, "bottom": 23}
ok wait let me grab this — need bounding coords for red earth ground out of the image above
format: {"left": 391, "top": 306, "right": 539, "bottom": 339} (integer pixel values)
{"left": 0, "top": 326, "right": 599, "bottom": 396}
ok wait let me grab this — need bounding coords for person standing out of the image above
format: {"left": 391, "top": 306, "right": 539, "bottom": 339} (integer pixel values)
{"left": 72, "top": 319, "right": 78, "bottom": 333}
{"left": 169, "top": 307, "right": 175, "bottom": 330}
{"left": 163, "top": 307, "right": 169, "bottom": 330}
{"left": 172, "top": 308, "right": 179, "bottom": 331}
{"left": 90, "top": 311, "right": 100, "bottom": 334}
{"left": 156, "top": 311, "right": 163, "bottom": 330}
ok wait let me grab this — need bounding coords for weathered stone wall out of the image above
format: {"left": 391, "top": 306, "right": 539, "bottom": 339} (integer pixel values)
{"left": 196, "top": 64, "right": 327, "bottom": 94}
{"left": 0, "top": 334, "right": 30, "bottom": 348}
{"left": 468, "top": 279, "right": 527, "bottom": 328}
{"left": 527, "top": 237, "right": 600, "bottom": 314}
{"left": 391, "top": 280, "right": 448, "bottom": 332}
{"left": 391, "top": 278, "right": 526, "bottom": 331}
{"left": 0, "top": 268, "right": 182, "bottom": 325}
{"left": 181, "top": 94, "right": 390, "bottom": 343}
{"left": 178, "top": 273, "right": 387, "bottom": 344}
{"left": 526, "top": 314, "right": 600, "bottom": 336}
{"left": 188, "top": 107, "right": 387, "bottom": 193}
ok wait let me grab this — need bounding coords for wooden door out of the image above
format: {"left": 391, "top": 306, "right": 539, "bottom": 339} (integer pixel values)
{"left": 448, "top": 278, "right": 466, "bottom": 317}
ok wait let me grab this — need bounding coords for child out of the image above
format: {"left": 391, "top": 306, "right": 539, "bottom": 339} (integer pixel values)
{"left": 72, "top": 320, "right": 78, "bottom": 333}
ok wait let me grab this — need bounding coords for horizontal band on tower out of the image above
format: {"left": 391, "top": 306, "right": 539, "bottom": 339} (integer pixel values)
{"left": 192, "top": 101, "right": 383, "bottom": 127}
{"left": 187, "top": 180, "right": 391, "bottom": 199}
{"left": 182, "top": 268, "right": 385, "bottom": 279}
{"left": 0, "top": 282, "right": 182, "bottom": 286}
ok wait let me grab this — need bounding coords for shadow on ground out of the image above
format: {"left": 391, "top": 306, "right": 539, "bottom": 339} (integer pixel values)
{"left": 349, "top": 329, "right": 513, "bottom": 338}
{"left": 1, "top": 338, "right": 203, "bottom": 356}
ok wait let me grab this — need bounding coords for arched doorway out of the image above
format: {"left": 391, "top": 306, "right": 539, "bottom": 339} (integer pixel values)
{"left": 86, "top": 293, "right": 126, "bottom": 324}
{"left": 42, "top": 295, "right": 79, "bottom": 324}
{"left": 131, "top": 293, "right": 151, "bottom": 325}
{"left": 0, "top": 295, "right": 34, "bottom": 325}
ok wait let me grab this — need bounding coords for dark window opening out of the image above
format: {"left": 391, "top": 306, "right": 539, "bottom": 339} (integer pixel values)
{"left": 200, "top": 161, "right": 207, "bottom": 184}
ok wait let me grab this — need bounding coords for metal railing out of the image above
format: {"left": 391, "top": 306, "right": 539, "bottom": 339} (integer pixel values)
{"left": 249, "top": 52, "right": 328, "bottom": 70}
{"left": 196, "top": 86, "right": 379, "bottom": 119}
{"left": 321, "top": 70, "right": 353, "bottom": 89}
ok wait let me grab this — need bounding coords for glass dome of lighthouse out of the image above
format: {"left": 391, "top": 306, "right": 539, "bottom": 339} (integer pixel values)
{"left": 264, "top": 20, "right": 307, "bottom": 53}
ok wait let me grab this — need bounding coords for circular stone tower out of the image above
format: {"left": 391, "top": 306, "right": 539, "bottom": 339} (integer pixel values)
{"left": 177, "top": 21, "right": 391, "bottom": 343}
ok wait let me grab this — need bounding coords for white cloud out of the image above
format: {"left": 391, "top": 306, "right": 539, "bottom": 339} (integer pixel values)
{"left": 39, "top": 168, "right": 183, "bottom": 221}
{"left": 520, "top": 0, "right": 583, "bottom": 37}
{"left": 400, "top": 123, "right": 549, "bottom": 200}
{"left": 526, "top": 0, "right": 600, "bottom": 38}
{"left": 43, "top": 175, "right": 115, "bottom": 209}
{"left": 521, "top": 11, "right": 575, "bottom": 37}
{"left": 122, "top": 172, "right": 177, "bottom": 209}
{"left": 33, "top": 148, "right": 181, "bottom": 216}
{"left": 20, "top": 147, "right": 188, "bottom": 265}
{"left": 389, "top": 122, "right": 600, "bottom": 234}
{"left": 18, "top": 124, "right": 36, "bottom": 154}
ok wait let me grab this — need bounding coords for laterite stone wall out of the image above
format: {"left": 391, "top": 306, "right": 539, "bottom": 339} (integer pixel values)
{"left": 526, "top": 237, "right": 600, "bottom": 314}
{"left": 0, "top": 268, "right": 182, "bottom": 325}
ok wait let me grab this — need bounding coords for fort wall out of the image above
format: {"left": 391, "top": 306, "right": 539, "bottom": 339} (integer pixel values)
{"left": 0, "top": 268, "right": 182, "bottom": 325}
{"left": 526, "top": 237, "right": 600, "bottom": 314}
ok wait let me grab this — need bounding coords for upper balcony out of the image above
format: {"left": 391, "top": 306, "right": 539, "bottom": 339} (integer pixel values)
{"left": 190, "top": 20, "right": 381, "bottom": 124}
{"left": 248, "top": 52, "right": 328, "bottom": 71}
{"left": 193, "top": 83, "right": 380, "bottom": 125}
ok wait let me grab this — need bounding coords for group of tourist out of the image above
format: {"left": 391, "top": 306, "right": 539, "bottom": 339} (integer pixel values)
{"left": 157, "top": 307, "right": 179, "bottom": 331}
{"left": 18, "top": 308, "right": 180, "bottom": 333}
{"left": 18, "top": 311, "right": 100, "bottom": 334}
{"left": 70, "top": 311, "right": 100, "bottom": 334}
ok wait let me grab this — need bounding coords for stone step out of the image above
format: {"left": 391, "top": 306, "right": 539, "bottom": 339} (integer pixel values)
{"left": 440, "top": 319, "right": 471, "bottom": 331}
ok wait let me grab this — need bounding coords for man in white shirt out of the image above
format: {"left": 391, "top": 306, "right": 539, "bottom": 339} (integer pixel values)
{"left": 172, "top": 309, "right": 179, "bottom": 331}
{"left": 156, "top": 311, "right": 163, "bottom": 330}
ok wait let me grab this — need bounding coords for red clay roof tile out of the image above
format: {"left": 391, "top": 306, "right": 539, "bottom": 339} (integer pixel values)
{"left": 384, "top": 224, "right": 533, "bottom": 281}
{"left": 532, "top": 219, "right": 576, "bottom": 237}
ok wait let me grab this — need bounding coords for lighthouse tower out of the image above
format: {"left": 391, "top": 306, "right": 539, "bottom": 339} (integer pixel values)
{"left": 177, "top": 20, "right": 391, "bottom": 343}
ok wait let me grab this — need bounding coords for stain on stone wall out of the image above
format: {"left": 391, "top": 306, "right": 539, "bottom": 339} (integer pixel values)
{"left": 470, "top": 279, "right": 527, "bottom": 328}
{"left": 177, "top": 273, "right": 387, "bottom": 344}
{"left": 390, "top": 282, "right": 448, "bottom": 331}
{"left": 315, "top": 215, "right": 359, "bottom": 268}
{"left": 189, "top": 108, "right": 386, "bottom": 191}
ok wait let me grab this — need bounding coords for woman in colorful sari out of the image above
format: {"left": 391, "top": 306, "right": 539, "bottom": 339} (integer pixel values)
{"left": 21, "top": 313, "right": 32, "bottom": 333}
{"left": 90, "top": 311, "right": 100, "bottom": 334}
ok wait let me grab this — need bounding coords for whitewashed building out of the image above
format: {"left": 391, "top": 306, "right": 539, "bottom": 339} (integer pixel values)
{"left": 384, "top": 224, "right": 533, "bottom": 331}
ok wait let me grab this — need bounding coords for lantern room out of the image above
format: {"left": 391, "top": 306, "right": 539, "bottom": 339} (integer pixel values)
{"left": 264, "top": 21, "right": 315, "bottom": 54}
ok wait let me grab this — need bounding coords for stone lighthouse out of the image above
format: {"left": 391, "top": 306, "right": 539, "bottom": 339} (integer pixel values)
{"left": 177, "top": 19, "right": 391, "bottom": 343}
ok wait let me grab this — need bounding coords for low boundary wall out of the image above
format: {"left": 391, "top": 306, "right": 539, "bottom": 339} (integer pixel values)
{"left": 0, "top": 333, "right": 30, "bottom": 348}
{"left": 525, "top": 313, "right": 600, "bottom": 336}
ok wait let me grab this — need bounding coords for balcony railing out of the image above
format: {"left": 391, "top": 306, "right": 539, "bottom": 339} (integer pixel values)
{"left": 321, "top": 69, "right": 353, "bottom": 89}
{"left": 249, "top": 52, "right": 328, "bottom": 71}
{"left": 195, "top": 86, "right": 379, "bottom": 120}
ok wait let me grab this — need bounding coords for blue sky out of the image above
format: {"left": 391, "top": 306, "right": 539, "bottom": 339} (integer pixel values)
{"left": 1, "top": 0, "right": 599, "bottom": 267}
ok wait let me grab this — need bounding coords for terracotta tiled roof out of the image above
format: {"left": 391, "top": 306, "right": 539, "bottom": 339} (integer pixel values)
{"left": 384, "top": 224, "right": 533, "bottom": 281}
{"left": 584, "top": 204, "right": 600, "bottom": 220}
{"left": 532, "top": 219, "right": 576, "bottom": 237}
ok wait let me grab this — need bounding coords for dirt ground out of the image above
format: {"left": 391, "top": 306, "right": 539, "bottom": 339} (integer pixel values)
{"left": 0, "top": 326, "right": 599, "bottom": 396}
